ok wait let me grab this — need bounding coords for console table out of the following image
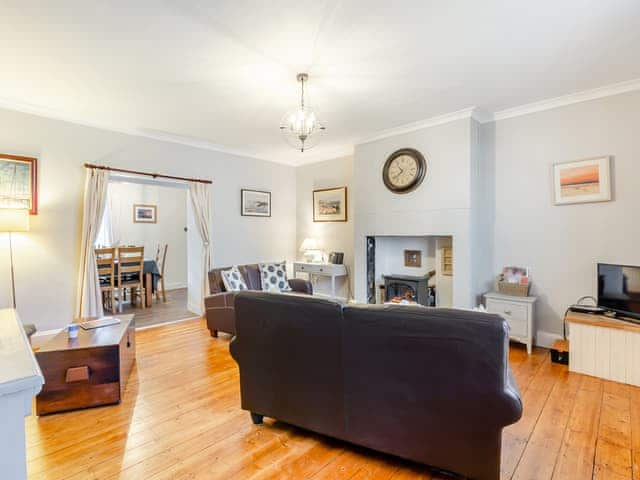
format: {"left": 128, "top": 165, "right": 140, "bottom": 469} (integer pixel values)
{"left": 567, "top": 311, "right": 640, "bottom": 386}
{"left": 0, "top": 309, "right": 44, "bottom": 480}
{"left": 293, "top": 262, "right": 347, "bottom": 298}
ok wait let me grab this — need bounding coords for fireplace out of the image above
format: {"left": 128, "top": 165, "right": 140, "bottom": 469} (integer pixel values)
{"left": 366, "top": 235, "right": 452, "bottom": 307}
{"left": 383, "top": 273, "right": 435, "bottom": 306}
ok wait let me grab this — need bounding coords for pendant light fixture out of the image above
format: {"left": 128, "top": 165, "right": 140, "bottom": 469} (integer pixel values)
{"left": 280, "top": 73, "right": 326, "bottom": 152}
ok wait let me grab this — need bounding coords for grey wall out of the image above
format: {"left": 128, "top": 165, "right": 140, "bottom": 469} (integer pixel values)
{"left": 0, "top": 107, "right": 296, "bottom": 331}
{"left": 352, "top": 118, "right": 479, "bottom": 308}
{"left": 488, "top": 90, "right": 640, "bottom": 337}
{"left": 296, "top": 156, "right": 354, "bottom": 298}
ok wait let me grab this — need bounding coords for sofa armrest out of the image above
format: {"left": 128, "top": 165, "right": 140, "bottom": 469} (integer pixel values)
{"left": 205, "top": 292, "right": 236, "bottom": 309}
{"left": 288, "top": 278, "right": 313, "bottom": 295}
{"left": 205, "top": 292, "right": 238, "bottom": 336}
{"left": 500, "top": 365, "right": 523, "bottom": 425}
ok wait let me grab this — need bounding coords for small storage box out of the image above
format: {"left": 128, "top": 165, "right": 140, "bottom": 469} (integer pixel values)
{"left": 497, "top": 281, "right": 530, "bottom": 297}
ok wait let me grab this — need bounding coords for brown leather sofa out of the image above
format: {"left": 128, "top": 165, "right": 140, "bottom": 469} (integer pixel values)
{"left": 204, "top": 263, "right": 312, "bottom": 337}
{"left": 230, "top": 292, "right": 522, "bottom": 480}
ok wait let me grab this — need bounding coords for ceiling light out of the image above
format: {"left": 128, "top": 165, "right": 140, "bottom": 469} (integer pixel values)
{"left": 280, "top": 73, "right": 326, "bottom": 152}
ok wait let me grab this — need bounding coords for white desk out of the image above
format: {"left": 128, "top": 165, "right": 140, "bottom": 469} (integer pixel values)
{"left": 293, "top": 262, "right": 347, "bottom": 298}
{"left": 0, "top": 309, "right": 44, "bottom": 480}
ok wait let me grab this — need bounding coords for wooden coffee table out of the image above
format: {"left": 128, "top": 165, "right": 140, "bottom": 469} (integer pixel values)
{"left": 35, "top": 314, "right": 136, "bottom": 415}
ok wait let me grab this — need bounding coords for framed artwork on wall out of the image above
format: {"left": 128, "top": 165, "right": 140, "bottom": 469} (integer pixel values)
{"left": 133, "top": 204, "right": 157, "bottom": 223}
{"left": 0, "top": 153, "right": 38, "bottom": 214}
{"left": 404, "top": 250, "right": 422, "bottom": 267}
{"left": 241, "top": 189, "right": 271, "bottom": 217}
{"left": 313, "top": 186, "right": 347, "bottom": 222}
{"left": 553, "top": 156, "right": 611, "bottom": 205}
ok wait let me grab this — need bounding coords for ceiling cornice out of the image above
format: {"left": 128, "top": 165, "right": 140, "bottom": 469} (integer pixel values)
{"left": 2, "top": 77, "right": 640, "bottom": 168}
{"left": 0, "top": 96, "right": 285, "bottom": 165}
{"left": 489, "top": 77, "right": 640, "bottom": 123}
{"left": 355, "top": 107, "right": 478, "bottom": 146}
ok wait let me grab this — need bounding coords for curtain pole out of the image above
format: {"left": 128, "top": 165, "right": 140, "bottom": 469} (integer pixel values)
{"left": 84, "top": 163, "right": 212, "bottom": 185}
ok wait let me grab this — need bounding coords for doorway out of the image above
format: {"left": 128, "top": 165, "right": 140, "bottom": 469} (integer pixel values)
{"left": 96, "top": 174, "right": 199, "bottom": 328}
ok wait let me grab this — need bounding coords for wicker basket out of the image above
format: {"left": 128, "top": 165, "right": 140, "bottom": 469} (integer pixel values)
{"left": 497, "top": 280, "right": 530, "bottom": 297}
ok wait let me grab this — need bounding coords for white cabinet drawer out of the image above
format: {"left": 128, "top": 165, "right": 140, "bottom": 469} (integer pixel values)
{"left": 486, "top": 299, "right": 528, "bottom": 338}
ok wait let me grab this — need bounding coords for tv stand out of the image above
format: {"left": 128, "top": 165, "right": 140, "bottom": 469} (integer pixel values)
{"left": 567, "top": 310, "right": 640, "bottom": 386}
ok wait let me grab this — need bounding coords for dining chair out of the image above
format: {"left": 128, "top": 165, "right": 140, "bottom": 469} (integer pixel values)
{"left": 155, "top": 244, "right": 168, "bottom": 303}
{"left": 117, "top": 246, "right": 146, "bottom": 311}
{"left": 95, "top": 247, "right": 116, "bottom": 313}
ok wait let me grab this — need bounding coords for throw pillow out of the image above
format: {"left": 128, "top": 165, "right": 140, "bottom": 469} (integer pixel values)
{"left": 259, "top": 261, "right": 292, "bottom": 293}
{"left": 221, "top": 266, "right": 248, "bottom": 292}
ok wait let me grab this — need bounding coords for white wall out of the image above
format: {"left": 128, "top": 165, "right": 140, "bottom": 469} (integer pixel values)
{"left": 106, "top": 181, "right": 187, "bottom": 289}
{"left": 488, "top": 90, "right": 640, "bottom": 337}
{"left": 0, "top": 107, "right": 296, "bottom": 331}
{"left": 374, "top": 236, "right": 436, "bottom": 282}
{"left": 295, "top": 156, "right": 354, "bottom": 298}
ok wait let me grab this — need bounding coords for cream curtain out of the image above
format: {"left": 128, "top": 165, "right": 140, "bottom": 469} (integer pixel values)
{"left": 76, "top": 168, "right": 110, "bottom": 317}
{"left": 188, "top": 182, "right": 212, "bottom": 315}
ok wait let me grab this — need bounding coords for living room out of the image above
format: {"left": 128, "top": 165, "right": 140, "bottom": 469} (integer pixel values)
{"left": 1, "top": 1, "right": 640, "bottom": 479}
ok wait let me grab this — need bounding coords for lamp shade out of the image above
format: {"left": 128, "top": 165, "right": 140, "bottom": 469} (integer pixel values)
{"left": 0, "top": 209, "right": 30, "bottom": 232}
{"left": 300, "top": 237, "right": 320, "bottom": 252}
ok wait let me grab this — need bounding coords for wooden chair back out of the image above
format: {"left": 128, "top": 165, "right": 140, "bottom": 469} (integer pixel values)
{"left": 95, "top": 247, "right": 116, "bottom": 288}
{"left": 158, "top": 244, "right": 168, "bottom": 278}
{"left": 117, "top": 246, "right": 144, "bottom": 286}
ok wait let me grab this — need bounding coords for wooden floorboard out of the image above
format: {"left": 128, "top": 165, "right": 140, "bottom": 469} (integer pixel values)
{"left": 25, "top": 318, "right": 640, "bottom": 479}
{"left": 121, "top": 287, "right": 198, "bottom": 328}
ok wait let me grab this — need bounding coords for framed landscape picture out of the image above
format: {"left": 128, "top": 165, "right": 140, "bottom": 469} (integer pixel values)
{"left": 553, "top": 157, "right": 611, "bottom": 205}
{"left": 404, "top": 250, "right": 422, "bottom": 267}
{"left": 133, "top": 204, "right": 157, "bottom": 223}
{"left": 313, "top": 187, "right": 347, "bottom": 222}
{"left": 0, "top": 153, "right": 38, "bottom": 214}
{"left": 241, "top": 189, "right": 271, "bottom": 217}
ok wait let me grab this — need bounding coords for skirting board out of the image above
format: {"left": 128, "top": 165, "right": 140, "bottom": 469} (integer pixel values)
{"left": 536, "top": 330, "right": 564, "bottom": 349}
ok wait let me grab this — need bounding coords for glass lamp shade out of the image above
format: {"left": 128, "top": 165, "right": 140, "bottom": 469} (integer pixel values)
{"left": 0, "top": 209, "right": 30, "bottom": 232}
{"left": 280, "top": 106, "right": 326, "bottom": 152}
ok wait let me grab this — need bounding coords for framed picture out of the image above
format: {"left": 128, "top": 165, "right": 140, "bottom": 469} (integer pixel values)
{"left": 404, "top": 250, "right": 422, "bottom": 267}
{"left": 241, "top": 189, "right": 271, "bottom": 217}
{"left": 313, "top": 187, "right": 347, "bottom": 222}
{"left": 553, "top": 156, "right": 611, "bottom": 205}
{"left": 0, "top": 153, "right": 38, "bottom": 214}
{"left": 133, "top": 204, "right": 157, "bottom": 223}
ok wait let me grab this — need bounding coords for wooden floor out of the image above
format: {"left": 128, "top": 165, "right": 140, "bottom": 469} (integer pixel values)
{"left": 25, "top": 319, "right": 640, "bottom": 480}
{"left": 121, "top": 288, "right": 198, "bottom": 328}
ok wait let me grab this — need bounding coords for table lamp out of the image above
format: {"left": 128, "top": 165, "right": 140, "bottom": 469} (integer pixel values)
{"left": 300, "top": 237, "right": 322, "bottom": 263}
{"left": 0, "top": 209, "right": 30, "bottom": 309}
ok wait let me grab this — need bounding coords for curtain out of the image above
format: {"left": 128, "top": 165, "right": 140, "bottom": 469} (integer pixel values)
{"left": 76, "top": 168, "right": 110, "bottom": 317}
{"left": 94, "top": 189, "right": 113, "bottom": 247}
{"left": 188, "top": 182, "right": 212, "bottom": 315}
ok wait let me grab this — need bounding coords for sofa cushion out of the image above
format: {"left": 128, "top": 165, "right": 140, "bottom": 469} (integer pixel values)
{"left": 221, "top": 266, "right": 249, "bottom": 291}
{"left": 259, "top": 262, "right": 292, "bottom": 293}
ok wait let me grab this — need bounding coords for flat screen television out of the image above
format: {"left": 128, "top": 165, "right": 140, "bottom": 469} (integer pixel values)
{"left": 598, "top": 263, "right": 640, "bottom": 320}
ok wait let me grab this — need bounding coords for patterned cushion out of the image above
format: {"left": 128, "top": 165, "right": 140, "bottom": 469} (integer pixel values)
{"left": 221, "top": 266, "right": 248, "bottom": 292}
{"left": 259, "top": 261, "right": 292, "bottom": 293}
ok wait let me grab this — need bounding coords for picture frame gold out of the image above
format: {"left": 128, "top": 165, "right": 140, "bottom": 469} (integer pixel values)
{"left": 133, "top": 204, "right": 157, "bottom": 223}
{"left": 313, "top": 187, "right": 347, "bottom": 222}
{"left": 404, "top": 249, "right": 421, "bottom": 268}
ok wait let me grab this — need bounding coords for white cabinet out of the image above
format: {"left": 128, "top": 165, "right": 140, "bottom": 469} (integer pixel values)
{"left": 484, "top": 293, "right": 537, "bottom": 354}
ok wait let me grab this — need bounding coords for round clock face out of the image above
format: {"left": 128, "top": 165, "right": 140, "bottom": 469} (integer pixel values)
{"left": 382, "top": 149, "right": 426, "bottom": 193}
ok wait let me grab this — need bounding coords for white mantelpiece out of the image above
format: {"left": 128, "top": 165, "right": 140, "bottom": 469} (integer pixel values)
{"left": 353, "top": 116, "right": 493, "bottom": 308}
{"left": 0, "top": 309, "right": 44, "bottom": 480}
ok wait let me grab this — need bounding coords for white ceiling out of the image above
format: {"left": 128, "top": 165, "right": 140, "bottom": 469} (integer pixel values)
{"left": 1, "top": 0, "right": 639, "bottom": 165}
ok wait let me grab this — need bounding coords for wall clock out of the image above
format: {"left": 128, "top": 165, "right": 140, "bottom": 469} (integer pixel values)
{"left": 382, "top": 148, "right": 427, "bottom": 194}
